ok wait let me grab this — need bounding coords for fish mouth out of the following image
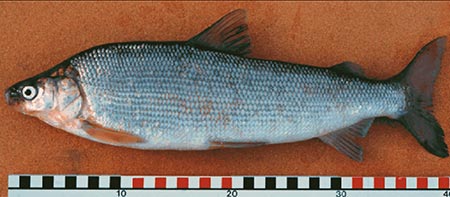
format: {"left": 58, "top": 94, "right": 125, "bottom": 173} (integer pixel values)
{"left": 4, "top": 87, "right": 21, "bottom": 106}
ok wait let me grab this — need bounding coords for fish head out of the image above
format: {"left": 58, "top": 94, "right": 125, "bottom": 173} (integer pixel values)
{"left": 5, "top": 76, "right": 58, "bottom": 115}
{"left": 5, "top": 64, "right": 83, "bottom": 129}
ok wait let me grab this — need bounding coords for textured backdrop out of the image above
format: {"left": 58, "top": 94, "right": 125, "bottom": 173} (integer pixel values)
{"left": 1, "top": 2, "right": 450, "bottom": 195}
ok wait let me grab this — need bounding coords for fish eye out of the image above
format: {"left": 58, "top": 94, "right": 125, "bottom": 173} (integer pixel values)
{"left": 22, "top": 86, "right": 37, "bottom": 100}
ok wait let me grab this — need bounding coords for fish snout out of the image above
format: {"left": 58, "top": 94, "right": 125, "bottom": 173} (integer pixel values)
{"left": 5, "top": 87, "right": 21, "bottom": 105}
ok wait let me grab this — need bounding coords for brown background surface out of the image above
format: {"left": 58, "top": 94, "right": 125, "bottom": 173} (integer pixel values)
{"left": 1, "top": 1, "right": 450, "bottom": 195}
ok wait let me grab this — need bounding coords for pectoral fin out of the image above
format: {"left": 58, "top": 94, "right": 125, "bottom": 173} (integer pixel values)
{"left": 82, "top": 124, "right": 146, "bottom": 145}
{"left": 209, "top": 141, "right": 267, "bottom": 149}
{"left": 319, "top": 118, "right": 374, "bottom": 162}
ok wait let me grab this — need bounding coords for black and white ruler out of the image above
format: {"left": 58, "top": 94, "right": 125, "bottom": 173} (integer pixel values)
{"left": 8, "top": 175, "right": 450, "bottom": 197}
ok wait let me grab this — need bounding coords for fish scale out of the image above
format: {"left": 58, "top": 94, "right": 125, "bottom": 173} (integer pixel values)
{"left": 70, "top": 43, "right": 406, "bottom": 149}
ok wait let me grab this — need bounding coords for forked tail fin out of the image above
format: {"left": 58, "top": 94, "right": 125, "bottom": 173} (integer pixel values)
{"left": 392, "top": 37, "right": 448, "bottom": 158}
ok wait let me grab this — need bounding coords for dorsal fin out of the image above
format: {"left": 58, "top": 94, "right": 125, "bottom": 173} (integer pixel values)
{"left": 319, "top": 118, "right": 374, "bottom": 162}
{"left": 331, "top": 61, "right": 366, "bottom": 78}
{"left": 187, "top": 9, "right": 251, "bottom": 56}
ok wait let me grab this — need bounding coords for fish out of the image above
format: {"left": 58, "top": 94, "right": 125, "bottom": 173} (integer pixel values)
{"left": 4, "top": 9, "right": 448, "bottom": 161}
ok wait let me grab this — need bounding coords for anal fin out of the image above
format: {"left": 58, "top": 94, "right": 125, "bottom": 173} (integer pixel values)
{"left": 319, "top": 118, "right": 374, "bottom": 162}
{"left": 82, "top": 123, "right": 146, "bottom": 145}
{"left": 209, "top": 141, "right": 266, "bottom": 149}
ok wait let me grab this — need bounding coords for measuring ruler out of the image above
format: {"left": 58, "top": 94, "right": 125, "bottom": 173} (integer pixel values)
{"left": 8, "top": 175, "right": 450, "bottom": 197}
